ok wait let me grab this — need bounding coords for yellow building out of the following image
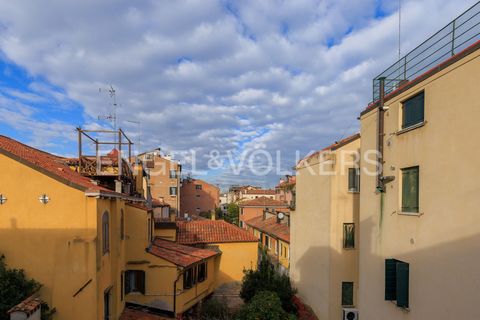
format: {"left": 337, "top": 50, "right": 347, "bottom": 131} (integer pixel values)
{"left": 290, "top": 134, "right": 360, "bottom": 320}
{"left": 358, "top": 6, "right": 480, "bottom": 319}
{"left": 244, "top": 211, "right": 290, "bottom": 274}
{"left": 175, "top": 220, "right": 259, "bottom": 286}
{"left": 0, "top": 135, "right": 129, "bottom": 320}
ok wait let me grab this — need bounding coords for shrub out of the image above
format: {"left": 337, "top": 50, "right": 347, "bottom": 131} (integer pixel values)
{"left": 0, "top": 255, "right": 41, "bottom": 320}
{"left": 236, "top": 291, "right": 296, "bottom": 320}
{"left": 240, "top": 253, "right": 296, "bottom": 313}
{"left": 198, "top": 297, "right": 234, "bottom": 320}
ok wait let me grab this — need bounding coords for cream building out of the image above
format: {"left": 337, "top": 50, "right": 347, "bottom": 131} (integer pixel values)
{"left": 358, "top": 5, "right": 480, "bottom": 319}
{"left": 290, "top": 134, "right": 360, "bottom": 320}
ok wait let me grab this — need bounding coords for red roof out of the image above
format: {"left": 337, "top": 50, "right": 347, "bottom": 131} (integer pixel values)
{"left": 126, "top": 202, "right": 151, "bottom": 211}
{"left": 148, "top": 238, "right": 219, "bottom": 267}
{"left": 239, "top": 196, "right": 289, "bottom": 207}
{"left": 244, "top": 216, "right": 290, "bottom": 243}
{"left": 176, "top": 220, "right": 258, "bottom": 244}
{"left": 276, "top": 176, "right": 296, "bottom": 188}
{"left": 244, "top": 189, "right": 276, "bottom": 195}
{"left": 297, "top": 133, "right": 360, "bottom": 167}
{"left": 152, "top": 198, "right": 169, "bottom": 207}
{"left": 0, "top": 136, "right": 115, "bottom": 194}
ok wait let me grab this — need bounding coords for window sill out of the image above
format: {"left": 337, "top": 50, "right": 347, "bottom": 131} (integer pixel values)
{"left": 348, "top": 190, "right": 360, "bottom": 194}
{"left": 396, "top": 121, "right": 426, "bottom": 135}
{"left": 397, "top": 211, "right": 423, "bottom": 217}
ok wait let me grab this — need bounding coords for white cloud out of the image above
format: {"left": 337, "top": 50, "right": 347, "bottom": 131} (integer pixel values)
{"left": 0, "top": 0, "right": 477, "bottom": 188}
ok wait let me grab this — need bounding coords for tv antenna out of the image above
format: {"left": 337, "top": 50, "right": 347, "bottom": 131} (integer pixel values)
{"left": 126, "top": 120, "right": 141, "bottom": 156}
{"left": 98, "top": 84, "right": 118, "bottom": 142}
{"left": 398, "top": 0, "right": 402, "bottom": 60}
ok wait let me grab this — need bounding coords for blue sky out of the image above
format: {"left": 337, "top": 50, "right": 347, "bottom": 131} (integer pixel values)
{"left": 0, "top": 0, "right": 476, "bottom": 188}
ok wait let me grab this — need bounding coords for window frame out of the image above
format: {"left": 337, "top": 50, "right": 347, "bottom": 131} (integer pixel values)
{"left": 102, "top": 211, "right": 110, "bottom": 255}
{"left": 401, "top": 166, "right": 420, "bottom": 213}
{"left": 125, "top": 270, "right": 146, "bottom": 295}
{"left": 402, "top": 91, "right": 425, "bottom": 129}
{"left": 197, "top": 262, "right": 207, "bottom": 283}
{"left": 169, "top": 169, "right": 177, "bottom": 179}
{"left": 341, "top": 282, "right": 354, "bottom": 306}
{"left": 169, "top": 186, "right": 177, "bottom": 196}
{"left": 195, "top": 184, "right": 202, "bottom": 190}
{"left": 343, "top": 223, "right": 355, "bottom": 249}
{"left": 385, "top": 259, "right": 409, "bottom": 308}
{"left": 348, "top": 168, "right": 360, "bottom": 192}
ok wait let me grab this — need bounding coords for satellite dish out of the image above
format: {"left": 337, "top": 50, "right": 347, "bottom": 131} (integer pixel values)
{"left": 277, "top": 212, "right": 285, "bottom": 220}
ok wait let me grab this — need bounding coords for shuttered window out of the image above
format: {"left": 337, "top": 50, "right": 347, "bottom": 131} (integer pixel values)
{"left": 341, "top": 282, "right": 354, "bottom": 306}
{"left": 348, "top": 168, "right": 360, "bottom": 192}
{"left": 102, "top": 211, "right": 110, "bottom": 255}
{"left": 343, "top": 223, "right": 355, "bottom": 249}
{"left": 169, "top": 187, "right": 177, "bottom": 196}
{"left": 125, "top": 270, "right": 145, "bottom": 294}
{"left": 402, "top": 167, "right": 419, "bottom": 213}
{"left": 198, "top": 262, "right": 207, "bottom": 282}
{"left": 385, "top": 259, "right": 409, "bottom": 308}
{"left": 402, "top": 92, "right": 424, "bottom": 128}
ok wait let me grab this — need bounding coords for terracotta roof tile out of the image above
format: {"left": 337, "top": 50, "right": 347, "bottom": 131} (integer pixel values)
{"left": 0, "top": 135, "right": 116, "bottom": 194}
{"left": 176, "top": 220, "right": 258, "bottom": 244}
{"left": 126, "top": 202, "right": 151, "bottom": 211}
{"left": 244, "top": 216, "right": 290, "bottom": 243}
{"left": 244, "top": 189, "right": 276, "bottom": 195}
{"left": 239, "top": 196, "right": 289, "bottom": 207}
{"left": 148, "top": 238, "right": 219, "bottom": 267}
{"left": 8, "top": 295, "right": 42, "bottom": 315}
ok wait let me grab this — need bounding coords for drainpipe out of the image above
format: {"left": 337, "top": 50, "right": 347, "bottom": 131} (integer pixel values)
{"left": 173, "top": 269, "right": 183, "bottom": 318}
{"left": 377, "top": 77, "right": 386, "bottom": 193}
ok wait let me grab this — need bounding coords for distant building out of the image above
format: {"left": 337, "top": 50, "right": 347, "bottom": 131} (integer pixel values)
{"left": 238, "top": 196, "right": 289, "bottom": 229}
{"left": 245, "top": 210, "right": 290, "bottom": 274}
{"left": 275, "top": 175, "right": 296, "bottom": 208}
{"left": 239, "top": 188, "right": 276, "bottom": 201}
{"left": 180, "top": 178, "right": 220, "bottom": 217}
{"left": 290, "top": 134, "right": 360, "bottom": 320}
{"left": 138, "top": 149, "right": 182, "bottom": 216}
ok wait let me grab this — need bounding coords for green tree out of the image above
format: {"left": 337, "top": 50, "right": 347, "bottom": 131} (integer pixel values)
{"left": 0, "top": 254, "right": 41, "bottom": 320}
{"left": 240, "top": 252, "right": 296, "bottom": 313}
{"left": 236, "top": 291, "right": 296, "bottom": 320}
{"left": 225, "top": 203, "right": 239, "bottom": 225}
{"left": 214, "top": 207, "right": 223, "bottom": 219}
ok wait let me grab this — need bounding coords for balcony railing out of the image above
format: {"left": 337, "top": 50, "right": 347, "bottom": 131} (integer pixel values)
{"left": 371, "top": 1, "right": 480, "bottom": 103}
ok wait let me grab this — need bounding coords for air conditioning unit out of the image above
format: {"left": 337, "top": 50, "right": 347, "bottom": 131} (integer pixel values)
{"left": 343, "top": 308, "right": 359, "bottom": 320}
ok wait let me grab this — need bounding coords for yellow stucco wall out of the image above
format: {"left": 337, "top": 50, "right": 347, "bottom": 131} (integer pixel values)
{"left": 290, "top": 137, "right": 360, "bottom": 320}
{"left": 0, "top": 153, "right": 127, "bottom": 319}
{"left": 213, "top": 242, "right": 258, "bottom": 287}
{"left": 358, "top": 47, "right": 480, "bottom": 319}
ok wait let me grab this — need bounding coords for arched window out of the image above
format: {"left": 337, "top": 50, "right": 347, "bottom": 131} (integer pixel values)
{"left": 120, "top": 209, "right": 125, "bottom": 240}
{"left": 102, "top": 211, "right": 110, "bottom": 254}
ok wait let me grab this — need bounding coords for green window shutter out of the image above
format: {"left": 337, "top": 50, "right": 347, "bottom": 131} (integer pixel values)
{"left": 396, "top": 262, "right": 409, "bottom": 308}
{"left": 403, "top": 92, "right": 424, "bottom": 128}
{"left": 343, "top": 223, "right": 355, "bottom": 249}
{"left": 385, "top": 259, "right": 397, "bottom": 301}
{"left": 402, "top": 167, "right": 419, "bottom": 212}
{"left": 341, "top": 282, "right": 354, "bottom": 306}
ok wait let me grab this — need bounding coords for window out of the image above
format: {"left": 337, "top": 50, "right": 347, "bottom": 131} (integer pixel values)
{"left": 120, "top": 273, "right": 124, "bottom": 301}
{"left": 104, "top": 289, "right": 111, "bottom": 320}
{"left": 183, "top": 268, "right": 195, "bottom": 289}
{"left": 275, "top": 241, "right": 279, "bottom": 255}
{"left": 195, "top": 184, "right": 202, "bottom": 190}
{"left": 196, "top": 194, "right": 201, "bottom": 197}
{"left": 343, "top": 223, "right": 355, "bottom": 249}
{"left": 342, "top": 282, "right": 354, "bottom": 306}
{"left": 120, "top": 209, "right": 125, "bottom": 240}
{"left": 169, "top": 187, "right": 177, "bottom": 196}
{"left": 265, "top": 235, "right": 270, "bottom": 248}
{"left": 147, "top": 218, "right": 152, "bottom": 243}
{"left": 125, "top": 270, "right": 145, "bottom": 294}
{"left": 385, "top": 259, "right": 409, "bottom": 308}
{"left": 240, "top": 221, "right": 243, "bottom": 228}
{"left": 402, "top": 91, "right": 424, "bottom": 128}
{"left": 198, "top": 262, "right": 207, "bottom": 282}
{"left": 402, "top": 167, "right": 419, "bottom": 213}
{"left": 102, "top": 211, "right": 109, "bottom": 254}
{"left": 348, "top": 168, "right": 360, "bottom": 192}
{"left": 169, "top": 169, "right": 177, "bottom": 179}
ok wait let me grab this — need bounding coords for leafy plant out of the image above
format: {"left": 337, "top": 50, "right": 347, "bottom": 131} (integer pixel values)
{"left": 240, "top": 252, "right": 296, "bottom": 313}
{"left": 0, "top": 254, "right": 42, "bottom": 320}
{"left": 198, "top": 297, "right": 234, "bottom": 320}
{"left": 225, "top": 203, "right": 239, "bottom": 225}
{"left": 236, "top": 291, "right": 296, "bottom": 320}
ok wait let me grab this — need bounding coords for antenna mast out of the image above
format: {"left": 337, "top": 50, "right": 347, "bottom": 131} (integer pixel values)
{"left": 98, "top": 84, "right": 119, "bottom": 143}
{"left": 398, "top": 0, "right": 402, "bottom": 60}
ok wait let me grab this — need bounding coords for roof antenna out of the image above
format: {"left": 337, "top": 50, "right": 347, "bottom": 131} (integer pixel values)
{"left": 98, "top": 85, "right": 118, "bottom": 143}
{"left": 398, "top": 0, "right": 402, "bottom": 60}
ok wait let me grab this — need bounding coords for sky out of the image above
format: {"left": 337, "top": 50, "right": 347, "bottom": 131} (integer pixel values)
{"left": 0, "top": 0, "right": 477, "bottom": 189}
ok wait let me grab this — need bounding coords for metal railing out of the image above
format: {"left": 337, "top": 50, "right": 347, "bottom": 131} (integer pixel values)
{"left": 371, "top": 1, "right": 480, "bottom": 103}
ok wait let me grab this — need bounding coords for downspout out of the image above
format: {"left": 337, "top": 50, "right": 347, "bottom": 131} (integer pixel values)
{"left": 377, "top": 77, "right": 386, "bottom": 193}
{"left": 173, "top": 269, "right": 183, "bottom": 318}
